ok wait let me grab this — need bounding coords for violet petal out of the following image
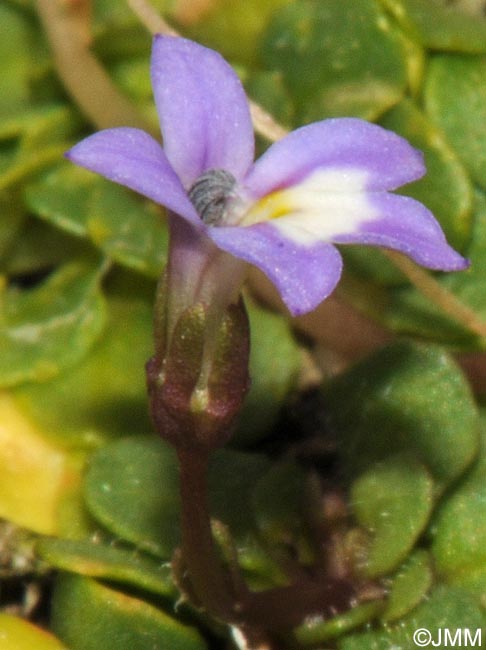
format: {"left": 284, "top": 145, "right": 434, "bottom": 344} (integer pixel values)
{"left": 244, "top": 118, "right": 426, "bottom": 200}
{"left": 209, "top": 222, "right": 343, "bottom": 316}
{"left": 332, "top": 193, "right": 469, "bottom": 270}
{"left": 66, "top": 127, "right": 201, "bottom": 227}
{"left": 151, "top": 35, "right": 254, "bottom": 188}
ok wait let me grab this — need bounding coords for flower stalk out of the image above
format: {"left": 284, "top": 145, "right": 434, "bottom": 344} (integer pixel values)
{"left": 177, "top": 447, "right": 236, "bottom": 620}
{"left": 176, "top": 446, "right": 358, "bottom": 631}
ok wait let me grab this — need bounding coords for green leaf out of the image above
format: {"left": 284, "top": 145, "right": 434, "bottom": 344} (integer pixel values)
{"left": 0, "top": 142, "right": 69, "bottom": 194}
{"left": 339, "top": 249, "right": 405, "bottom": 287}
{"left": 339, "top": 585, "right": 486, "bottom": 649}
{"left": 446, "top": 564, "right": 486, "bottom": 599}
{"left": 0, "top": 106, "right": 76, "bottom": 194}
{"left": 252, "top": 460, "right": 307, "bottom": 545}
{"left": 424, "top": 54, "right": 486, "bottom": 190}
{"left": 20, "top": 105, "right": 81, "bottom": 152}
{"left": 83, "top": 437, "right": 271, "bottom": 560}
{"left": 374, "top": 190, "right": 486, "bottom": 346}
{"left": 244, "top": 69, "right": 295, "bottom": 130}
{"left": 0, "top": 4, "right": 41, "bottom": 113}
{"left": 380, "top": 0, "right": 486, "bottom": 53}
{"left": 261, "top": 0, "right": 409, "bottom": 124}
{"left": 209, "top": 450, "right": 287, "bottom": 589}
{"left": 380, "top": 99, "right": 473, "bottom": 251}
{"left": 51, "top": 573, "right": 206, "bottom": 650}
{"left": 180, "top": 0, "right": 290, "bottom": 66}
{"left": 25, "top": 164, "right": 168, "bottom": 278}
{"left": 398, "top": 26, "right": 425, "bottom": 96}
{"left": 84, "top": 437, "right": 180, "bottom": 558}
{"left": 325, "top": 341, "right": 479, "bottom": 490}
{"left": 208, "top": 448, "right": 271, "bottom": 538}
{"left": 2, "top": 218, "right": 91, "bottom": 278}
{"left": 294, "top": 601, "right": 385, "bottom": 646}
{"left": 0, "top": 256, "right": 107, "bottom": 387}
{"left": 432, "top": 415, "right": 486, "bottom": 579}
{"left": 232, "top": 301, "right": 302, "bottom": 446}
{"left": 14, "top": 278, "right": 155, "bottom": 447}
{"left": 110, "top": 58, "right": 152, "bottom": 103}
{"left": 0, "top": 192, "right": 26, "bottom": 263}
{"left": 37, "top": 537, "right": 175, "bottom": 598}
{"left": 351, "top": 453, "right": 433, "bottom": 577}
{"left": 93, "top": 0, "right": 169, "bottom": 30}
{"left": 381, "top": 550, "right": 433, "bottom": 622}
{"left": 92, "top": 1, "right": 174, "bottom": 61}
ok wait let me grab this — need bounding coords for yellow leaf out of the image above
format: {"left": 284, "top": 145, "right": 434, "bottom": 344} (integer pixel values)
{"left": 0, "top": 614, "right": 67, "bottom": 650}
{"left": 0, "top": 392, "right": 69, "bottom": 534}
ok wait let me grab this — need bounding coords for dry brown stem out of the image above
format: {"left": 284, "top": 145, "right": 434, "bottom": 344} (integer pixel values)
{"left": 37, "top": 0, "right": 152, "bottom": 132}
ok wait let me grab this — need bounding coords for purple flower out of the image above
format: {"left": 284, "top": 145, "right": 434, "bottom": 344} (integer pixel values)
{"left": 66, "top": 35, "right": 468, "bottom": 317}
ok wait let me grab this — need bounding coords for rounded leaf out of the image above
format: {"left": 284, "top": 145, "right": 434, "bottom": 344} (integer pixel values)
{"left": 0, "top": 257, "right": 107, "bottom": 387}
{"left": 261, "top": 0, "right": 408, "bottom": 123}
{"left": 380, "top": 99, "right": 473, "bottom": 251}
{"left": 382, "top": 550, "right": 433, "bottom": 622}
{"left": 424, "top": 55, "right": 486, "bottom": 190}
{"left": 432, "top": 419, "right": 486, "bottom": 578}
{"left": 382, "top": 0, "right": 486, "bottom": 53}
{"left": 25, "top": 165, "right": 168, "bottom": 278}
{"left": 84, "top": 437, "right": 180, "bottom": 558}
{"left": 252, "top": 460, "right": 306, "bottom": 544}
{"left": 294, "top": 601, "right": 385, "bottom": 646}
{"left": 340, "top": 585, "right": 486, "bottom": 650}
{"left": 51, "top": 573, "right": 206, "bottom": 650}
{"left": 351, "top": 453, "right": 433, "bottom": 577}
{"left": 37, "top": 537, "right": 175, "bottom": 598}
{"left": 326, "top": 341, "right": 479, "bottom": 491}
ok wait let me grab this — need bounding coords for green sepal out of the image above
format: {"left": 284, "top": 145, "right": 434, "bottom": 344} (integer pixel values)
{"left": 147, "top": 300, "right": 250, "bottom": 451}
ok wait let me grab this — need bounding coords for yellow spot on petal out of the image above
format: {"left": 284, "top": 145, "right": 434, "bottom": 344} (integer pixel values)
{"left": 241, "top": 190, "right": 293, "bottom": 226}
